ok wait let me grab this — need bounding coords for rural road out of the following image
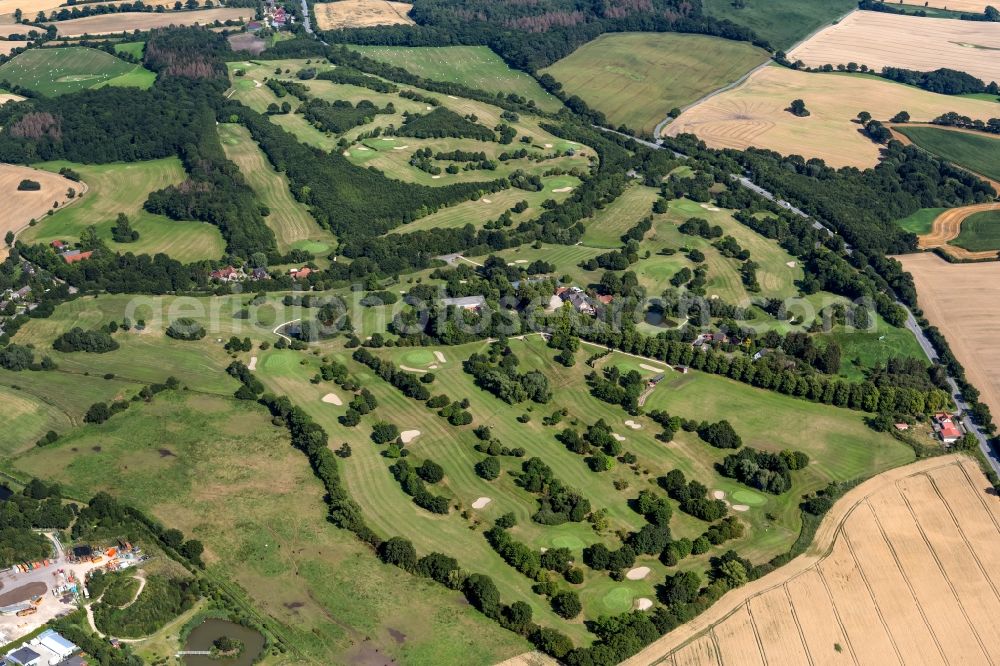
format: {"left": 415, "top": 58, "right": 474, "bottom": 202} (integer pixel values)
{"left": 299, "top": 0, "right": 313, "bottom": 33}
{"left": 610, "top": 127, "right": 1000, "bottom": 477}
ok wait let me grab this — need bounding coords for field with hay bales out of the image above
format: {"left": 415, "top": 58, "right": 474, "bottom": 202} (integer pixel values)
{"left": 625, "top": 455, "right": 1000, "bottom": 666}
{"left": 787, "top": 11, "right": 1000, "bottom": 85}
{"left": 347, "top": 45, "right": 562, "bottom": 113}
{"left": 0, "top": 46, "right": 155, "bottom": 95}
{"left": 313, "top": 0, "right": 414, "bottom": 30}
{"left": 18, "top": 159, "right": 226, "bottom": 262}
{"left": 46, "top": 7, "right": 251, "bottom": 36}
{"left": 541, "top": 33, "right": 769, "bottom": 135}
{"left": 665, "top": 65, "right": 1000, "bottom": 167}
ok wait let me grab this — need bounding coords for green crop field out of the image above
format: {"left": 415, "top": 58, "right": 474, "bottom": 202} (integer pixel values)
{"left": 11, "top": 391, "right": 529, "bottom": 665}
{"left": 21, "top": 159, "right": 225, "bottom": 262}
{"left": 541, "top": 33, "right": 769, "bottom": 135}
{"left": 894, "top": 207, "right": 947, "bottom": 235}
{"left": 896, "top": 126, "right": 1000, "bottom": 182}
{"left": 702, "top": 0, "right": 856, "bottom": 50}
{"left": 0, "top": 47, "right": 155, "bottom": 95}
{"left": 951, "top": 209, "right": 1000, "bottom": 252}
{"left": 346, "top": 45, "right": 562, "bottom": 113}
{"left": 219, "top": 123, "right": 336, "bottom": 254}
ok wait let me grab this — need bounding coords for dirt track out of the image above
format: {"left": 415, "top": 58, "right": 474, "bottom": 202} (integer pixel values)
{"left": 624, "top": 454, "right": 1000, "bottom": 665}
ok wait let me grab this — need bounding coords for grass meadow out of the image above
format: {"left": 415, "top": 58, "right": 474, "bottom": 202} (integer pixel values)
{"left": 346, "top": 45, "right": 562, "bottom": 113}
{"left": 951, "top": 209, "right": 1000, "bottom": 252}
{"left": 702, "top": 0, "right": 857, "bottom": 50}
{"left": 21, "top": 159, "right": 226, "bottom": 262}
{"left": 541, "top": 33, "right": 769, "bottom": 134}
{"left": 894, "top": 207, "right": 947, "bottom": 235}
{"left": 896, "top": 126, "right": 1000, "bottom": 182}
{"left": 0, "top": 46, "right": 155, "bottom": 95}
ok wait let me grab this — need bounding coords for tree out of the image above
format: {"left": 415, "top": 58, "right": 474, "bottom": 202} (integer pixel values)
{"left": 84, "top": 402, "right": 111, "bottom": 424}
{"left": 4, "top": 230, "right": 13, "bottom": 246}
{"left": 378, "top": 536, "right": 417, "bottom": 570}
{"left": 718, "top": 559, "right": 748, "bottom": 588}
{"left": 891, "top": 110, "right": 910, "bottom": 123}
{"left": 111, "top": 213, "right": 139, "bottom": 243}
{"left": 464, "top": 574, "right": 502, "bottom": 618}
{"left": 180, "top": 539, "right": 204, "bottom": 564}
{"left": 475, "top": 456, "right": 501, "bottom": 480}
{"left": 417, "top": 459, "right": 444, "bottom": 484}
{"left": 551, "top": 590, "right": 582, "bottom": 619}
{"left": 856, "top": 111, "right": 871, "bottom": 125}
{"left": 162, "top": 528, "right": 184, "bottom": 549}
{"left": 371, "top": 421, "right": 399, "bottom": 444}
{"left": 659, "top": 570, "right": 701, "bottom": 607}
{"left": 788, "top": 99, "right": 810, "bottom": 117}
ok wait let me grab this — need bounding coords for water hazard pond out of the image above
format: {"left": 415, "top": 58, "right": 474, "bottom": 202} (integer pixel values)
{"left": 182, "top": 619, "right": 265, "bottom": 666}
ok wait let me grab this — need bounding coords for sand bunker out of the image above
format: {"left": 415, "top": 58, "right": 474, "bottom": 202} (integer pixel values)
{"left": 636, "top": 598, "right": 653, "bottom": 611}
{"left": 321, "top": 393, "right": 343, "bottom": 406}
{"left": 624, "top": 420, "right": 642, "bottom": 430}
{"left": 400, "top": 429, "right": 421, "bottom": 444}
{"left": 612, "top": 433, "right": 626, "bottom": 442}
{"left": 399, "top": 365, "right": 427, "bottom": 373}
{"left": 712, "top": 490, "right": 726, "bottom": 500}
{"left": 700, "top": 203, "right": 721, "bottom": 211}
{"left": 355, "top": 145, "right": 370, "bottom": 151}
{"left": 393, "top": 146, "right": 409, "bottom": 150}
{"left": 447, "top": 95, "right": 458, "bottom": 99}
{"left": 732, "top": 504, "right": 750, "bottom": 512}
{"left": 431, "top": 175, "right": 442, "bottom": 179}
{"left": 626, "top": 566, "right": 651, "bottom": 581}
{"left": 247, "top": 356, "right": 257, "bottom": 371}
{"left": 482, "top": 198, "right": 492, "bottom": 203}
{"left": 544, "top": 143, "right": 553, "bottom": 148}
{"left": 639, "top": 363, "right": 664, "bottom": 373}
{"left": 433, "top": 351, "right": 447, "bottom": 363}
{"left": 552, "top": 186, "right": 574, "bottom": 193}
{"left": 786, "top": 261, "right": 797, "bottom": 268}
{"left": 513, "top": 259, "right": 529, "bottom": 264}
{"left": 472, "top": 497, "right": 492, "bottom": 509}
{"left": 253, "top": 79, "right": 262, "bottom": 88}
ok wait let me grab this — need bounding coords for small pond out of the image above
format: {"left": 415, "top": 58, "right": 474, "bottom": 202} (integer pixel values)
{"left": 182, "top": 618, "right": 265, "bottom": 666}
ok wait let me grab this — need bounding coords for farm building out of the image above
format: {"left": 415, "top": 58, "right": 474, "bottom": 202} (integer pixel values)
{"left": 440, "top": 295, "right": 486, "bottom": 311}
{"left": 60, "top": 249, "right": 92, "bottom": 264}
{"left": 556, "top": 286, "right": 595, "bottom": 315}
{"left": 933, "top": 412, "right": 963, "bottom": 444}
{"left": 210, "top": 266, "right": 241, "bottom": 281}
{"left": 290, "top": 267, "right": 312, "bottom": 280}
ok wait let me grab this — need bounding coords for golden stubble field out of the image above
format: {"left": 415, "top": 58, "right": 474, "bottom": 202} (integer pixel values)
{"left": 48, "top": 7, "right": 250, "bottom": 36}
{"left": 923, "top": 0, "right": 989, "bottom": 10}
{"left": 665, "top": 65, "right": 1000, "bottom": 168}
{"left": 313, "top": 0, "right": 413, "bottom": 30}
{"left": 625, "top": 454, "right": 1000, "bottom": 665}
{"left": 788, "top": 11, "right": 1000, "bottom": 84}
{"left": 0, "top": 163, "right": 82, "bottom": 257}
{"left": 897, "top": 252, "right": 1000, "bottom": 417}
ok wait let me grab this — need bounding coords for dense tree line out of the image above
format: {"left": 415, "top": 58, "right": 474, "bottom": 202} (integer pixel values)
{"left": 658, "top": 469, "right": 728, "bottom": 522}
{"left": 395, "top": 107, "right": 495, "bottom": 141}
{"left": 516, "top": 457, "right": 591, "bottom": 524}
{"left": 880, "top": 67, "right": 997, "bottom": 95}
{"left": 0, "top": 480, "right": 72, "bottom": 567}
{"left": 463, "top": 341, "right": 550, "bottom": 404}
{"left": 314, "top": 66, "right": 399, "bottom": 92}
{"left": 388, "top": 459, "right": 451, "bottom": 513}
{"left": 352, "top": 347, "right": 431, "bottom": 400}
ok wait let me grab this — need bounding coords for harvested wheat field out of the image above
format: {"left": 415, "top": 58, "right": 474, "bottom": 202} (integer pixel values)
{"left": 624, "top": 454, "right": 1000, "bottom": 666}
{"left": 48, "top": 7, "right": 250, "bottom": 36}
{"left": 0, "top": 21, "right": 38, "bottom": 37}
{"left": 0, "top": 40, "right": 26, "bottom": 55}
{"left": 313, "top": 0, "right": 413, "bottom": 30}
{"left": 0, "top": 163, "right": 81, "bottom": 256}
{"left": 916, "top": 203, "right": 1000, "bottom": 260}
{"left": 788, "top": 11, "right": 1000, "bottom": 85}
{"left": 665, "top": 65, "right": 1000, "bottom": 167}
{"left": 923, "top": 0, "right": 989, "bottom": 10}
{"left": 897, "top": 252, "right": 1000, "bottom": 416}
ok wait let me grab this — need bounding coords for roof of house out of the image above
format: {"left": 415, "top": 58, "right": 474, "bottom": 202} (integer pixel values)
{"left": 441, "top": 295, "right": 486, "bottom": 308}
{"left": 939, "top": 420, "right": 962, "bottom": 440}
{"left": 290, "top": 267, "right": 312, "bottom": 279}
{"left": 61, "top": 250, "right": 93, "bottom": 264}
{"left": 37, "top": 629, "right": 77, "bottom": 654}
{"left": 50, "top": 240, "right": 65, "bottom": 248}
{"left": 7, "top": 646, "right": 41, "bottom": 665}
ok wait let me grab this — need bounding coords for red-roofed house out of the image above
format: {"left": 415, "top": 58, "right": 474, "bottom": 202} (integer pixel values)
{"left": 61, "top": 250, "right": 93, "bottom": 264}
{"left": 933, "top": 412, "right": 963, "bottom": 444}
{"left": 210, "top": 266, "right": 240, "bottom": 282}
{"left": 290, "top": 267, "right": 312, "bottom": 280}
{"left": 51, "top": 240, "right": 65, "bottom": 249}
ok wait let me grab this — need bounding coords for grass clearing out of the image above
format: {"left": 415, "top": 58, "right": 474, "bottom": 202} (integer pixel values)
{"left": 895, "top": 125, "right": 1000, "bottom": 182}
{"left": 0, "top": 46, "right": 154, "bottom": 95}
{"left": 348, "top": 45, "right": 562, "bottom": 113}
{"left": 541, "top": 33, "right": 769, "bottom": 135}
{"left": 951, "top": 209, "right": 1000, "bottom": 252}
{"left": 19, "top": 159, "right": 225, "bottom": 262}
{"left": 113, "top": 41, "right": 144, "bottom": 58}
{"left": 218, "top": 123, "right": 335, "bottom": 254}
{"left": 894, "top": 207, "right": 947, "bottom": 235}
{"left": 0, "top": 385, "right": 72, "bottom": 457}
{"left": 702, "top": 0, "right": 856, "bottom": 51}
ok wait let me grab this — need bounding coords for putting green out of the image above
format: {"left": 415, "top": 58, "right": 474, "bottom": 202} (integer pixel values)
{"left": 402, "top": 349, "right": 436, "bottom": 367}
{"left": 601, "top": 587, "right": 634, "bottom": 614}
{"left": 551, "top": 535, "right": 586, "bottom": 550}
{"left": 292, "top": 240, "right": 331, "bottom": 254}
{"left": 731, "top": 489, "right": 767, "bottom": 506}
